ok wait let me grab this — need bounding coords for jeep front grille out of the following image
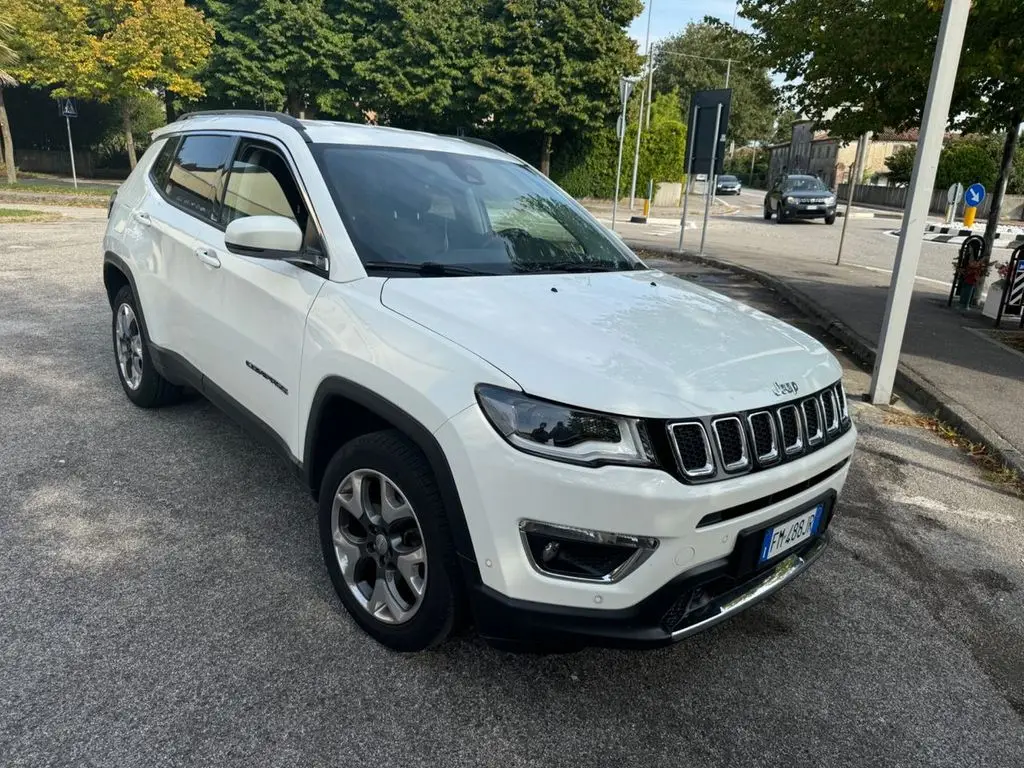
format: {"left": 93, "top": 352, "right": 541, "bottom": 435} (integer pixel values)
{"left": 664, "top": 382, "right": 852, "bottom": 483}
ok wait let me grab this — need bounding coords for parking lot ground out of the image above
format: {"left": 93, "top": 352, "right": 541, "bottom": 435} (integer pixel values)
{"left": 2, "top": 217, "right": 1023, "bottom": 767}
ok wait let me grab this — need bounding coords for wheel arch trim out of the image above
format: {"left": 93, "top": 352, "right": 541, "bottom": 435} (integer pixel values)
{"left": 304, "top": 376, "right": 480, "bottom": 568}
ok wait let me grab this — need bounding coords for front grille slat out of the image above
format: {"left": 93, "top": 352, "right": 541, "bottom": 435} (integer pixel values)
{"left": 712, "top": 417, "right": 750, "bottom": 472}
{"left": 665, "top": 382, "right": 851, "bottom": 483}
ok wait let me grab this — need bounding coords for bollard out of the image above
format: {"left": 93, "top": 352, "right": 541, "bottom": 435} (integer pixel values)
{"left": 630, "top": 198, "right": 650, "bottom": 224}
{"left": 964, "top": 205, "right": 977, "bottom": 228}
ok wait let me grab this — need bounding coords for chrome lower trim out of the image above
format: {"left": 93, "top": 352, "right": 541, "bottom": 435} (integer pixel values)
{"left": 671, "top": 536, "right": 828, "bottom": 639}
{"left": 519, "top": 520, "right": 659, "bottom": 584}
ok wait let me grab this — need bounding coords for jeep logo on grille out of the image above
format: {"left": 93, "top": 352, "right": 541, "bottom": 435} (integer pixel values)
{"left": 772, "top": 381, "right": 799, "bottom": 396}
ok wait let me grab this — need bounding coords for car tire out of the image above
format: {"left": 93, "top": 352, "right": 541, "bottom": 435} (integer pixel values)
{"left": 318, "top": 429, "right": 467, "bottom": 651}
{"left": 825, "top": 213, "right": 836, "bottom": 225}
{"left": 111, "top": 285, "right": 182, "bottom": 408}
{"left": 763, "top": 204, "right": 773, "bottom": 220}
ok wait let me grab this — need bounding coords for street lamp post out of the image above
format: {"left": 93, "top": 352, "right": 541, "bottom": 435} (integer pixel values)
{"left": 612, "top": 76, "right": 641, "bottom": 230}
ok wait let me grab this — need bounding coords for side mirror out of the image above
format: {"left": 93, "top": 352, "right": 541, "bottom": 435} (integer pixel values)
{"left": 225, "top": 215, "right": 303, "bottom": 258}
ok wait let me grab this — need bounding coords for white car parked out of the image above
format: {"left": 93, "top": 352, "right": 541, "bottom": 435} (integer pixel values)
{"left": 103, "top": 111, "right": 857, "bottom": 651}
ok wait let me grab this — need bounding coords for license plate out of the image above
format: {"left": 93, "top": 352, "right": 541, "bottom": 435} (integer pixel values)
{"left": 759, "top": 503, "right": 825, "bottom": 563}
{"left": 804, "top": 204, "right": 821, "bottom": 210}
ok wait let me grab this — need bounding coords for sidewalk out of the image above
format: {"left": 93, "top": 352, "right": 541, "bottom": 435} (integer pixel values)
{"left": 630, "top": 238, "right": 1024, "bottom": 478}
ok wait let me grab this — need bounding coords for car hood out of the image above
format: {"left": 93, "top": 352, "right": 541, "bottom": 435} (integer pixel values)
{"left": 785, "top": 189, "right": 832, "bottom": 199}
{"left": 380, "top": 270, "right": 841, "bottom": 418}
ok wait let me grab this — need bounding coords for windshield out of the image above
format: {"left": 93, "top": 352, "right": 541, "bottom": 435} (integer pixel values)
{"left": 784, "top": 177, "right": 829, "bottom": 192}
{"left": 314, "top": 145, "right": 641, "bottom": 276}
{"left": 719, "top": 175, "right": 738, "bottom": 182}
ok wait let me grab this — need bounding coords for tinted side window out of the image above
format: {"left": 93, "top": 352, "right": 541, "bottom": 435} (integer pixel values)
{"left": 149, "top": 137, "right": 178, "bottom": 189}
{"left": 164, "top": 135, "right": 235, "bottom": 223}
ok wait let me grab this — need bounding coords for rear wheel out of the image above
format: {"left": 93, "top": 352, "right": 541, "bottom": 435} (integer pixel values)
{"left": 111, "top": 286, "right": 181, "bottom": 408}
{"left": 318, "top": 430, "right": 466, "bottom": 651}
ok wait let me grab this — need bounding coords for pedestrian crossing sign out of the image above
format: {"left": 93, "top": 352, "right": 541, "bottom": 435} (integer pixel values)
{"left": 60, "top": 99, "right": 78, "bottom": 118}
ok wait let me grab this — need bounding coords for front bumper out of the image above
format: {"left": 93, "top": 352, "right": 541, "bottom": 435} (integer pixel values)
{"left": 784, "top": 203, "right": 836, "bottom": 219}
{"left": 437, "top": 404, "right": 856, "bottom": 632}
{"left": 470, "top": 534, "right": 830, "bottom": 649}
{"left": 717, "top": 187, "right": 741, "bottom": 195}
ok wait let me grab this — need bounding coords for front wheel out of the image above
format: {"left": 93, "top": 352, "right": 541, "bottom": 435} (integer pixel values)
{"left": 825, "top": 213, "right": 837, "bottom": 225}
{"left": 763, "top": 204, "right": 773, "bottom": 220}
{"left": 318, "top": 430, "right": 466, "bottom": 651}
{"left": 111, "top": 286, "right": 181, "bottom": 408}
{"left": 776, "top": 203, "right": 787, "bottom": 223}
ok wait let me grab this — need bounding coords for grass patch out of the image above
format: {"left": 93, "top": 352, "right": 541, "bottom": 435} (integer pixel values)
{"left": 883, "top": 410, "right": 1024, "bottom": 494}
{"left": 1, "top": 181, "right": 113, "bottom": 197}
{"left": 0, "top": 207, "right": 62, "bottom": 222}
{"left": 0, "top": 190, "right": 108, "bottom": 208}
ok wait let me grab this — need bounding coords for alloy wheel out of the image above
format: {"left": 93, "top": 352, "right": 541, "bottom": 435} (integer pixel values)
{"left": 115, "top": 303, "right": 144, "bottom": 390}
{"left": 330, "top": 469, "right": 428, "bottom": 624}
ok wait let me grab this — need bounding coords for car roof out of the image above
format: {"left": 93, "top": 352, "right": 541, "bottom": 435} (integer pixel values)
{"left": 785, "top": 174, "right": 818, "bottom": 181}
{"left": 151, "top": 112, "right": 515, "bottom": 163}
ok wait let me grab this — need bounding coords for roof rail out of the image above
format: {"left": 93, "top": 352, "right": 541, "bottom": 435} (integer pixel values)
{"left": 174, "top": 110, "right": 312, "bottom": 143}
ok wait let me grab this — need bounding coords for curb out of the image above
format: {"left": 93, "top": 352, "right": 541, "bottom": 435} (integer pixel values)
{"left": 630, "top": 240, "right": 1024, "bottom": 480}
{"left": 888, "top": 229, "right": 1024, "bottom": 249}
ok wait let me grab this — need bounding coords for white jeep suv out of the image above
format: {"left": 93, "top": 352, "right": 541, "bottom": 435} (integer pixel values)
{"left": 103, "top": 111, "right": 857, "bottom": 651}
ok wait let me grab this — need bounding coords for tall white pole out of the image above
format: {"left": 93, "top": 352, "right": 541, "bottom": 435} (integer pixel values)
{"left": 628, "top": 44, "right": 650, "bottom": 210}
{"left": 724, "top": 2, "right": 738, "bottom": 89}
{"left": 700, "top": 104, "right": 723, "bottom": 255}
{"left": 629, "top": 2, "right": 656, "bottom": 209}
{"left": 66, "top": 117, "right": 78, "bottom": 190}
{"left": 612, "top": 116, "right": 626, "bottom": 230}
{"left": 869, "top": 0, "right": 971, "bottom": 405}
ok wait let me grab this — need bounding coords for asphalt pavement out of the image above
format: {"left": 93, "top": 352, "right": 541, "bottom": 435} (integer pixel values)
{"left": 1, "top": 213, "right": 1022, "bottom": 767}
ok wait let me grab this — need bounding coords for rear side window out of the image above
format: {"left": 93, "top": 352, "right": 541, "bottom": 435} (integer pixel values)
{"left": 149, "top": 137, "right": 179, "bottom": 189}
{"left": 163, "top": 134, "right": 235, "bottom": 223}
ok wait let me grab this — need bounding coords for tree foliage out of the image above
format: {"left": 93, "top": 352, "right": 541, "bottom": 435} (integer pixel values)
{"left": 886, "top": 137, "right": 1024, "bottom": 194}
{"left": 652, "top": 19, "right": 778, "bottom": 145}
{"left": 192, "top": 0, "right": 349, "bottom": 117}
{"left": 10, "top": 0, "right": 213, "bottom": 166}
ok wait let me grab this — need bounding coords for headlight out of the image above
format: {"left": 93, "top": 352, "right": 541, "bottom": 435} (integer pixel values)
{"left": 785, "top": 196, "right": 796, "bottom": 204}
{"left": 826, "top": 195, "right": 836, "bottom": 205}
{"left": 475, "top": 385, "right": 654, "bottom": 466}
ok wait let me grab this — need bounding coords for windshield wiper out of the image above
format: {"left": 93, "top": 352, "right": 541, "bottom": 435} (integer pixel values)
{"left": 362, "top": 261, "right": 493, "bottom": 277}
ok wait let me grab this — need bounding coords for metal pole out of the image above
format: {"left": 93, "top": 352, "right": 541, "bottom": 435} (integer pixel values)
{"left": 749, "top": 144, "right": 757, "bottom": 185}
{"left": 678, "top": 106, "right": 699, "bottom": 251}
{"left": 836, "top": 133, "right": 866, "bottom": 265}
{"left": 646, "top": 43, "right": 656, "bottom": 130}
{"left": 724, "top": 1, "right": 737, "bottom": 89}
{"left": 628, "top": 45, "right": 650, "bottom": 210}
{"left": 66, "top": 116, "right": 78, "bottom": 190}
{"left": 869, "top": 0, "right": 971, "bottom": 405}
{"left": 700, "top": 104, "right": 723, "bottom": 255}
{"left": 612, "top": 112, "right": 626, "bottom": 230}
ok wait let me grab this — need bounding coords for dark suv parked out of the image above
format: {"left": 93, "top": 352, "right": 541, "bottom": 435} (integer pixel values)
{"left": 764, "top": 174, "right": 837, "bottom": 224}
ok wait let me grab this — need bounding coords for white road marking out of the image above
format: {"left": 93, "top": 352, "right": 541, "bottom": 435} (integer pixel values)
{"left": 843, "top": 262, "right": 951, "bottom": 288}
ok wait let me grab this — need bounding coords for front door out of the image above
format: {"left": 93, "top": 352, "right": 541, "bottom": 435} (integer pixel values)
{"left": 195, "top": 137, "right": 327, "bottom": 457}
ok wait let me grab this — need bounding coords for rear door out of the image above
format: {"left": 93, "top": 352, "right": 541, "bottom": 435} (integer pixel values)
{"left": 138, "top": 132, "right": 237, "bottom": 366}
{"left": 196, "top": 137, "right": 327, "bottom": 456}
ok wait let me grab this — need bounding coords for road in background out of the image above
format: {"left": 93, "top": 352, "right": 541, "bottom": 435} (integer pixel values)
{"left": 1, "top": 216, "right": 1021, "bottom": 767}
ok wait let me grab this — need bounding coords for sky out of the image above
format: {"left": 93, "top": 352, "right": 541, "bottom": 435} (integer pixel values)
{"left": 627, "top": 0, "right": 752, "bottom": 49}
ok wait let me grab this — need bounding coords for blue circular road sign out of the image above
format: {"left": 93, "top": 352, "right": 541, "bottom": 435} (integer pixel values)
{"left": 965, "top": 182, "right": 986, "bottom": 207}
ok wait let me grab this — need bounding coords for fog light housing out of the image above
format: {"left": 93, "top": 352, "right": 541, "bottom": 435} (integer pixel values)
{"left": 520, "top": 521, "right": 658, "bottom": 583}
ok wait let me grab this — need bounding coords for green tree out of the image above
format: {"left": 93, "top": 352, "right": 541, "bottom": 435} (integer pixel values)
{"left": 474, "top": 0, "right": 642, "bottom": 175}
{"left": 193, "top": 0, "right": 350, "bottom": 117}
{"left": 346, "top": 0, "right": 486, "bottom": 131}
{"left": 0, "top": 16, "right": 17, "bottom": 183}
{"left": 741, "top": 0, "right": 1024, "bottom": 260}
{"left": 652, "top": 19, "right": 778, "bottom": 145}
{"left": 11, "top": 0, "right": 213, "bottom": 168}
{"left": 884, "top": 145, "right": 916, "bottom": 186}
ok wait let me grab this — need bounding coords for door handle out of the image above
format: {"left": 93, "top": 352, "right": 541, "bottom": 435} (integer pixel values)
{"left": 194, "top": 247, "right": 221, "bottom": 268}
{"left": 133, "top": 210, "right": 151, "bottom": 226}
